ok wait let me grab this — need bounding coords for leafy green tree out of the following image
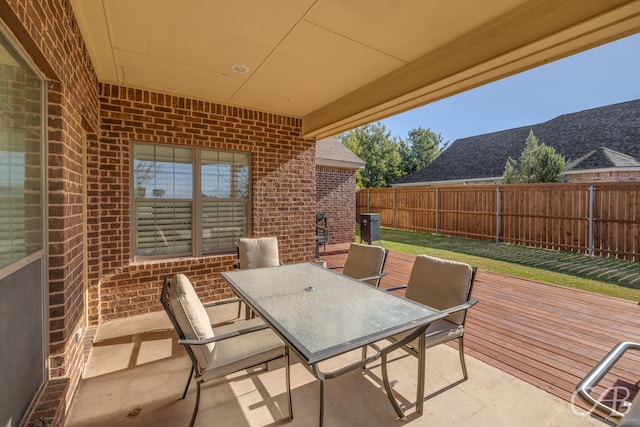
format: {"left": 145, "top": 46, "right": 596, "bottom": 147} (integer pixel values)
{"left": 503, "top": 130, "right": 566, "bottom": 183}
{"left": 398, "top": 127, "right": 447, "bottom": 175}
{"left": 338, "top": 122, "right": 402, "bottom": 188}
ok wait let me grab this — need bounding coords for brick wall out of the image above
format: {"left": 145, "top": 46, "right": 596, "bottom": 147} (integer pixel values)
{"left": 316, "top": 165, "right": 358, "bottom": 245}
{"left": 567, "top": 170, "right": 640, "bottom": 182}
{"left": 86, "top": 132, "right": 102, "bottom": 325}
{"left": 97, "top": 84, "right": 317, "bottom": 321}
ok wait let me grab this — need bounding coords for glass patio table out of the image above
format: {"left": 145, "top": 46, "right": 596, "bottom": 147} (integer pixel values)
{"left": 220, "top": 262, "right": 446, "bottom": 426}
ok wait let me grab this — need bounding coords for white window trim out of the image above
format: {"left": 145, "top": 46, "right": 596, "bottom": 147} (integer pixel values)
{"left": 130, "top": 142, "right": 251, "bottom": 261}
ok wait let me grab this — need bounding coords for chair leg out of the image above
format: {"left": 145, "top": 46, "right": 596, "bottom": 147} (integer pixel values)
{"left": 319, "top": 378, "right": 325, "bottom": 427}
{"left": 182, "top": 367, "right": 193, "bottom": 399}
{"left": 458, "top": 336, "right": 469, "bottom": 380}
{"left": 285, "top": 348, "right": 293, "bottom": 420}
{"left": 361, "top": 346, "right": 367, "bottom": 369}
{"left": 189, "top": 380, "right": 201, "bottom": 427}
{"left": 236, "top": 300, "right": 242, "bottom": 319}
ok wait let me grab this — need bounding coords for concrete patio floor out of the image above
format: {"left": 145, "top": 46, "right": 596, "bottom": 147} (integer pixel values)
{"left": 66, "top": 302, "right": 610, "bottom": 427}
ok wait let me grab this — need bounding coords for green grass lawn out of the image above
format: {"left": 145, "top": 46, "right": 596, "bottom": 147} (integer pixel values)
{"left": 375, "top": 228, "right": 640, "bottom": 302}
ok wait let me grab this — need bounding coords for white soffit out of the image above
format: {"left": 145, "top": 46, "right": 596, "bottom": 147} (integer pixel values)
{"left": 69, "top": 0, "right": 640, "bottom": 138}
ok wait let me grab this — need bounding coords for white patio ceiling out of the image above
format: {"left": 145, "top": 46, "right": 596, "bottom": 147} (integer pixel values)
{"left": 70, "top": 0, "right": 640, "bottom": 138}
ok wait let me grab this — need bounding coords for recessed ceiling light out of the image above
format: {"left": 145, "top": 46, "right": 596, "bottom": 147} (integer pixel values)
{"left": 232, "top": 64, "right": 250, "bottom": 74}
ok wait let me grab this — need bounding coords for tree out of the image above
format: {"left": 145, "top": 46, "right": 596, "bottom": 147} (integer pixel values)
{"left": 398, "top": 127, "right": 447, "bottom": 175}
{"left": 338, "top": 122, "right": 402, "bottom": 188}
{"left": 503, "top": 130, "right": 566, "bottom": 183}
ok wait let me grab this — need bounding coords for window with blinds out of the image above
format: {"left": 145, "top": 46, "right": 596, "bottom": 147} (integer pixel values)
{"left": 132, "top": 143, "right": 249, "bottom": 259}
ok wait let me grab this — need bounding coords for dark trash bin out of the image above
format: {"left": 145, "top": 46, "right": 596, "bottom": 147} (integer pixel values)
{"left": 360, "top": 213, "right": 381, "bottom": 245}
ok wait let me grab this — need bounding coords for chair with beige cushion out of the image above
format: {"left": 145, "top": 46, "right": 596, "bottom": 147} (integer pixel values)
{"left": 160, "top": 274, "right": 292, "bottom": 427}
{"left": 233, "top": 237, "right": 283, "bottom": 317}
{"left": 234, "top": 237, "right": 283, "bottom": 269}
{"left": 330, "top": 242, "right": 388, "bottom": 287}
{"left": 385, "top": 255, "right": 478, "bottom": 389}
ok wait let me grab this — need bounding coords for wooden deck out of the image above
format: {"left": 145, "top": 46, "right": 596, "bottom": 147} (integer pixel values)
{"left": 322, "top": 244, "right": 640, "bottom": 410}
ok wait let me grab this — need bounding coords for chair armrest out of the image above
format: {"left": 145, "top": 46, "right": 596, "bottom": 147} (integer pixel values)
{"left": 202, "top": 297, "right": 242, "bottom": 308}
{"left": 442, "top": 297, "right": 479, "bottom": 315}
{"left": 384, "top": 284, "right": 407, "bottom": 293}
{"left": 356, "top": 271, "right": 388, "bottom": 283}
{"left": 178, "top": 323, "right": 270, "bottom": 346}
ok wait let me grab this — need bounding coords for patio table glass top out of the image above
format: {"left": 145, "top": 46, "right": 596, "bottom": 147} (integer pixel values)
{"left": 220, "top": 262, "right": 443, "bottom": 365}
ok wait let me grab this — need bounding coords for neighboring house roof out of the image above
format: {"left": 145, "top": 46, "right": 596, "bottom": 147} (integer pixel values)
{"left": 393, "top": 99, "right": 640, "bottom": 186}
{"left": 316, "top": 137, "right": 365, "bottom": 169}
{"left": 566, "top": 147, "right": 640, "bottom": 170}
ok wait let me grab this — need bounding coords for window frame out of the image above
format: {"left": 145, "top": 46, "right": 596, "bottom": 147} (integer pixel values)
{"left": 130, "top": 142, "right": 252, "bottom": 261}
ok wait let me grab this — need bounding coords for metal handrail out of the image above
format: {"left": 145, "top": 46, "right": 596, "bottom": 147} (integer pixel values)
{"left": 576, "top": 341, "right": 640, "bottom": 418}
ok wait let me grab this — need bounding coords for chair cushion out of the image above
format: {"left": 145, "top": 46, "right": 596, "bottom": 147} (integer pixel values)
{"left": 406, "top": 255, "right": 473, "bottom": 325}
{"left": 238, "top": 237, "right": 280, "bottom": 269}
{"left": 202, "top": 317, "right": 285, "bottom": 380}
{"left": 170, "top": 274, "right": 215, "bottom": 369}
{"left": 425, "top": 319, "right": 464, "bottom": 347}
{"left": 342, "top": 243, "right": 386, "bottom": 286}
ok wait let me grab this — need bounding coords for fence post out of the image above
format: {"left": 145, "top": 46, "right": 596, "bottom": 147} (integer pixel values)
{"left": 367, "top": 188, "right": 371, "bottom": 213}
{"left": 589, "top": 185, "right": 594, "bottom": 256}
{"left": 392, "top": 187, "right": 397, "bottom": 229}
{"left": 435, "top": 187, "right": 440, "bottom": 235}
{"left": 496, "top": 186, "right": 501, "bottom": 243}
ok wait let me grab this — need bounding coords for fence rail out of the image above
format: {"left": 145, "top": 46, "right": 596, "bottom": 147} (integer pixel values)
{"left": 356, "top": 182, "right": 640, "bottom": 261}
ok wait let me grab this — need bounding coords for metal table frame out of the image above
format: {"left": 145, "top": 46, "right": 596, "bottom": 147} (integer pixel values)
{"left": 220, "top": 262, "right": 445, "bottom": 426}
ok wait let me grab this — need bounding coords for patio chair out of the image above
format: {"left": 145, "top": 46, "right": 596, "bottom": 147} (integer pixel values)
{"left": 160, "top": 274, "right": 292, "bottom": 427}
{"left": 384, "top": 255, "right": 478, "bottom": 390}
{"left": 329, "top": 242, "right": 388, "bottom": 287}
{"left": 234, "top": 237, "right": 283, "bottom": 269}
{"left": 233, "top": 237, "right": 285, "bottom": 318}
{"left": 315, "top": 212, "right": 329, "bottom": 259}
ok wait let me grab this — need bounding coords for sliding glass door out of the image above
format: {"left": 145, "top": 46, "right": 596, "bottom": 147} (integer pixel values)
{"left": 0, "top": 24, "right": 47, "bottom": 427}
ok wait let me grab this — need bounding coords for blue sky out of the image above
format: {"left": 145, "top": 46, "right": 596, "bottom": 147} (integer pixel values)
{"left": 380, "top": 33, "right": 640, "bottom": 145}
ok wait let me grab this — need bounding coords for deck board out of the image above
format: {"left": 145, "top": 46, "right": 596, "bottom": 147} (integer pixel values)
{"left": 321, "top": 244, "right": 640, "bottom": 409}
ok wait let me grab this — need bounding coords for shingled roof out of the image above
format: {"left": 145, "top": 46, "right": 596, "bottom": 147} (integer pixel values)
{"left": 316, "top": 136, "right": 365, "bottom": 169}
{"left": 393, "top": 99, "right": 640, "bottom": 186}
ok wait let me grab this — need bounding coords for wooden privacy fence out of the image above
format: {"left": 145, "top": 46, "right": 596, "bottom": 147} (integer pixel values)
{"left": 356, "top": 182, "right": 640, "bottom": 261}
